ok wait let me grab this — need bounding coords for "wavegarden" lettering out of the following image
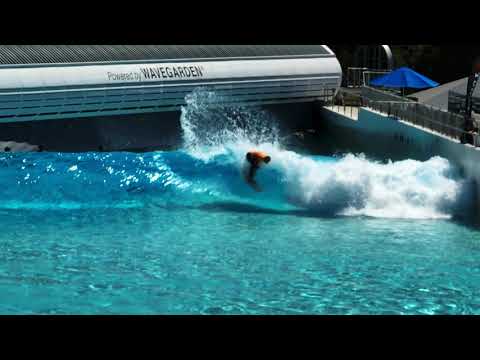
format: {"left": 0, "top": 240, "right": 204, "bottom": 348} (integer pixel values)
{"left": 140, "top": 65, "right": 205, "bottom": 80}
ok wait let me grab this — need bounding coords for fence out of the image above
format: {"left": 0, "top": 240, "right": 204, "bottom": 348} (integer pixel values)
{"left": 448, "top": 90, "right": 480, "bottom": 115}
{"left": 325, "top": 105, "right": 359, "bottom": 119}
{"left": 361, "top": 85, "right": 412, "bottom": 103}
{"left": 346, "top": 67, "right": 368, "bottom": 88}
{"left": 346, "top": 68, "right": 391, "bottom": 88}
{"left": 362, "top": 71, "right": 390, "bottom": 87}
{"left": 362, "top": 97, "right": 480, "bottom": 145}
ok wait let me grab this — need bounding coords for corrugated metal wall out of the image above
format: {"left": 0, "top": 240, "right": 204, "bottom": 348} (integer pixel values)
{"left": 0, "top": 45, "right": 330, "bottom": 65}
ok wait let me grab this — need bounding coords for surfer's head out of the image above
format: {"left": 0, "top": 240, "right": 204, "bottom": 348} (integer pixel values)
{"left": 246, "top": 151, "right": 270, "bottom": 165}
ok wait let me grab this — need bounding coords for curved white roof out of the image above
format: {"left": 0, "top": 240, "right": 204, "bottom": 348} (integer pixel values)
{"left": 0, "top": 45, "right": 342, "bottom": 123}
{"left": 0, "top": 56, "right": 342, "bottom": 91}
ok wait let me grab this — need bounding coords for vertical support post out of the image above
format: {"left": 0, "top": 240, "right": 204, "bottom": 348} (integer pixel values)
{"left": 463, "top": 58, "right": 480, "bottom": 143}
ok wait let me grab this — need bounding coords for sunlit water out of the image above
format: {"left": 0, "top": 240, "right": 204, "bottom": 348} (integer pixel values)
{"left": 1, "top": 89, "right": 479, "bottom": 314}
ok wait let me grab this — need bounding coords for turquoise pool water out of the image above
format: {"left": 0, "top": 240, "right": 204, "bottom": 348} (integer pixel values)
{"left": 1, "top": 90, "right": 479, "bottom": 314}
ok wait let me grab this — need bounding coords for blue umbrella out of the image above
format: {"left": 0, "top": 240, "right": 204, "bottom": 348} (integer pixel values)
{"left": 370, "top": 67, "right": 439, "bottom": 89}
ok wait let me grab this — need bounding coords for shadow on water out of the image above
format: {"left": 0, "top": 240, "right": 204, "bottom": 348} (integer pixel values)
{"left": 151, "top": 200, "right": 480, "bottom": 229}
{"left": 450, "top": 214, "right": 480, "bottom": 231}
{"left": 201, "top": 202, "right": 480, "bottom": 232}
{"left": 191, "top": 201, "right": 341, "bottom": 219}
{"left": 449, "top": 178, "right": 480, "bottom": 230}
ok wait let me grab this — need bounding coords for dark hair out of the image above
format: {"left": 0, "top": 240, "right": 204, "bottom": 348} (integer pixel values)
{"left": 4, "top": 147, "right": 10, "bottom": 152}
{"left": 264, "top": 156, "right": 271, "bottom": 164}
{"left": 246, "top": 152, "right": 253, "bottom": 163}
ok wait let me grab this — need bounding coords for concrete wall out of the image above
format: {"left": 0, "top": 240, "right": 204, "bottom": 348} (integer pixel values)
{"left": 318, "top": 106, "right": 480, "bottom": 208}
{"left": 0, "top": 101, "right": 315, "bottom": 152}
{"left": 0, "top": 111, "right": 184, "bottom": 152}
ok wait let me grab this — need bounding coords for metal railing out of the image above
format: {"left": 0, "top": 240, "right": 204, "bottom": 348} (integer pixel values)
{"left": 346, "top": 68, "right": 391, "bottom": 88}
{"left": 362, "top": 97, "right": 480, "bottom": 145}
{"left": 448, "top": 90, "right": 480, "bottom": 115}
{"left": 325, "top": 104, "right": 359, "bottom": 119}
{"left": 362, "top": 70, "right": 390, "bottom": 87}
{"left": 346, "top": 67, "right": 368, "bottom": 88}
{"left": 361, "top": 85, "right": 411, "bottom": 103}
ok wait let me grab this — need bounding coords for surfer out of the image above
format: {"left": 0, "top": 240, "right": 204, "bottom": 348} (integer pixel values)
{"left": 244, "top": 150, "right": 271, "bottom": 192}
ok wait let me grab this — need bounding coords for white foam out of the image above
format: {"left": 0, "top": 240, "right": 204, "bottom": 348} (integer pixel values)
{"left": 178, "top": 88, "right": 466, "bottom": 219}
{"left": 278, "top": 153, "right": 462, "bottom": 219}
{"left": 180, "top": 88, "right": 280, "bottom": 161}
